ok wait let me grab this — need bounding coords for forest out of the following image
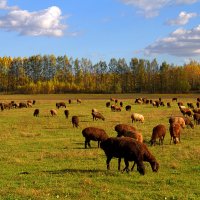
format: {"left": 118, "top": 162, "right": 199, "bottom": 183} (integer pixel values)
{"left": 0, "top": 55, "right": 200, "bottom": 94}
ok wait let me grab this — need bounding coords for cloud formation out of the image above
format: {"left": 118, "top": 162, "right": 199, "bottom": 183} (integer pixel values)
{"left": 166, "top": 11, "right": 197, "bottom": 25}
{"left": 0, "top": 1, "right": 66, "bottom": 37}
{"left": 145, "top": 25, "right": 200, "bottom": 57}
{"left": 121, "top": 0, "right": 199, "bottom": 17}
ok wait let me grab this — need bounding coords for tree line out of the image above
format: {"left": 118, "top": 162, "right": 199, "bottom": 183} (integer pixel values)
{"left": 0, "top": 55, "right": 199, "bottom": 94}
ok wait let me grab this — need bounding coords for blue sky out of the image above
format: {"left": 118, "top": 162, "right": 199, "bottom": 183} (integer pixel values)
{"left": 0, "top": 0, "right": 200, "bottom": 65}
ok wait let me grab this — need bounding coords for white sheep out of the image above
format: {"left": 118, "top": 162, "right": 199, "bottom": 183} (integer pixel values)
{"left": 131, "top": 113, "right": 144, "bottom": 123}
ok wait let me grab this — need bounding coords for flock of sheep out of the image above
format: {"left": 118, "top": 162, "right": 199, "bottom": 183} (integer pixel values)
{"left": 1, "top": 96, "right": 199, "bottom": 175}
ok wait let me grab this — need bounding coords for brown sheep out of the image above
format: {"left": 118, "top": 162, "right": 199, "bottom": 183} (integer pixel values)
{"left": 169, "top": 116, "right": 186, "bottom": 129}
{"left": 92, "top": 111, "right": 105, "bottom": 121}
{"left": 179, "top": 107, "right": 193, "bottom": 117}
{"left": 193, "top": 113, "right": 200, "bottom": 125}
{"left": 72, "top": 116, "right": 79, "bottom": 128}
{"left": 167, "top": 102, "right": 171, "bottom": 108}
{"left": 172, "top": 97, "right": 178, "bottom": 102}
{"left": 125, "top": 105, "right": 131, "bottom": 111}
{"left": 50, "top": 109, "right": 57, "bottom": 116}
{"left": 77, "top": 99, "right": 82, "bottom": 104}
{"left": 150, "top": 124, "right": 166, "bottom": 146}
{"left": 100, "top": 137, "right": 159, "bottom": 175}
{"left": 33, "top": 109, "right": 39, "bottom": 117}
{"left": 82, "top": 127, "right": 108, "bottom": 148}
{"left": 115, "top": 124, "right": 136, "bottom": 136}
{"left": 182, "top": 117, "right": 194, "bottom": 129}
{"left": 64, "top": 109, "right": 69, "bottom": 119}
{"left": 68, "top": 99, "right": 72, "bottom": 104}
{"left": 169, "top": 123, "right": 181, "bottom": 144}
{"left": 106, "top": 102, "right": 110, "bottom": 107}
{"left": 56, "top": 102, "right": 66, "bottom": 109}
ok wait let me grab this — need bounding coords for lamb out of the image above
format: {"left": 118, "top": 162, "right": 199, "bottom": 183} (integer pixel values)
{"left": 169, "top": 116, "right": 186, "bottom": 129}
{"left": 193, "top": 113, "right": 200, "bottom": 125}
{"left": 82, "top": 127, "right": 108, "bottom": 148}
{"left": 100, "top": 137, "right": 159, "bottom": 175}
{"left": 64, "top": 109, "right": 69, "bottom": 119}
{"left": 50, "top": 109, "right": 57, "bottom": 116}
{"left": 72, "top": 116, "right": 79, "bottom": 128}
{"left": 169, "top": 123, "right": 181, "bottom": 144}
{"left": 92, "top": 111, "right": 105, "bottom": 121}
{"left": 131, "top": 113, "right": 144, "bottom": 123}
{"left": 150, "top": 124, "right": 166, "bottom": 146}
{"left": 33, "top": 109, "right": 39, "bottom": 117}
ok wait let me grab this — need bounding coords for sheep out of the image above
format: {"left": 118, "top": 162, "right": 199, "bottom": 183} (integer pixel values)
{"left": 125, "top": 105, "right": 131, "bottom": 111}
{"left": 172, "top": 97, "right": 178, "bottom": 102}
{"left": 33, "top": 109, "right": 39, "bottom": 117}
{"left": 193, "top": 108, "right": 200, "bottom": 114}
{"left": 115, "top": 124, "right": 142, "bottom": 143}
{"left": 68, "top": 99, "right": 72, "bottom": 104}
{"left": 169, "top": 122, "right": 181, "bottom": 144}
{"left": 64, "top": 109, "right": 69, "bottom": 119}
{"left": 77, "top": 99, "right": 82, "bottom": 104}
{"left": 111, "top": 104, "right": 116, "bottom": 111}
{"left": 196, "top": 102, "right": 199, "bottom": 108}
{"left": 120, "top": 101, "right": 123, "bottom": 107}
{"left": 150, "top": 124, "right": 166, "bottom": 146}
{"left": 27, "top": 102, "right": 32, "bottom": 107}
{"left": 100, "top": 137, "right": 159, "bottom": 175}
{"left": 19, "top": 102, "right": 27, "bottom": 108}
{"left": 169, "top": 116, "right": 186, "bottom": 129}
{"left": 50, "top": 109, "right": 57, "bottom": 116}
{"left": 106, "top": 102, "right": 110, "bottom": 107}
{"left": 92, "top": 108, "right": 98, "bottom": 113}
{"left": 82, "top": 127, "right": 108, "bottom": 148}
{"left": 72, "top": 116, "right": 79, "bottom": 128}
{"left": 56, "top": 102, "right": 66, "bottom": 109}
{"left": 131, "top": 113, "right": 144, "bottom": 123}
{"left": 167, "top": 102, "right": 171, "bottom": 108}
{"left": 32, "top": 100, "right": 36, "bottom": 105}
{"left": 92, "top": 111, "right": 105, "bottom": 121}
{"left": 182, "top": 117, "right": 194, "bottom": 129}
{"left": 193, "top": 113, "right": 200, "bottom": 125}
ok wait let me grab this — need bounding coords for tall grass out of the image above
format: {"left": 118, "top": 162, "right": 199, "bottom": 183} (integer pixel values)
{"left": 0, "top": 94, "right": 199, "bottom": 200}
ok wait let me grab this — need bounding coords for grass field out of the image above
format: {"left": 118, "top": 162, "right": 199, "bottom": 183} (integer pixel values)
{"left": 0, "top": 94, "right": 199, "bottom": 200}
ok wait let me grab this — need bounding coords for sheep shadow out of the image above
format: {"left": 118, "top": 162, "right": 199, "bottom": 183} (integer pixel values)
{"left": 43, "top": 168, "right": 106, "bottom": 175}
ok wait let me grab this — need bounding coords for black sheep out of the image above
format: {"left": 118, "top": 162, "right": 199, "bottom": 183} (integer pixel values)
{"left": 72, "top": 116, "right": 79, "bottom": 128}
{"left": 82, "top": 127, "right": 108, "bottom": 148}
{"left": 64, "top": 109, "right": 69, "bottom": 119}
{"left": 33, "top": 109, "right": 39, "bottom": 117}
{"left": 100, "top": 137, "right": 159, "bottom": 175}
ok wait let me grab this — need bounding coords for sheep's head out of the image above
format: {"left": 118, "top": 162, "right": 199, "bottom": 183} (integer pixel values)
{"left": 150, "top": 161, "right": 159, "bottom": 172}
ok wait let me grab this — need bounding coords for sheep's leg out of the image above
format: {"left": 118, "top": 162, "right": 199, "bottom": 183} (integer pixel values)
{"left": 131, "top": 162, "right": 136, "bottom": 171}
{"left": 118, "top": 158, "right": 121, "bottom": 171}
{"left": 123, "top": 159, "right": 130, "bottom": 173}
{"left": 136, "top": 161, "right": 145, "bottom": 175}
{"left": 106, "top": 156, "right": 112, "bottom": 170}
{"left": 97, "top": 141, "right": 100, "bottom": 148}
{"left": 84, "top": 140, "right": 87, "bottom": 149}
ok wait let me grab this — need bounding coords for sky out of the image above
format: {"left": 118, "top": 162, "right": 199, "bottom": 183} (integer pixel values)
{"left": 1, "top": 0, "right": 200, "bottom": 65}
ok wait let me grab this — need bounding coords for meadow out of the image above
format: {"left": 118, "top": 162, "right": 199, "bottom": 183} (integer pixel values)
{"left": 0, "top": 94, "right": 199, "bottom": 200}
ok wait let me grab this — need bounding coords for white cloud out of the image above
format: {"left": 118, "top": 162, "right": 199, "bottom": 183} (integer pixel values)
{"left": 166, "top": 11, "right": 197, "bottom": 25}
{"left": 0, "top": 2, "right": 66, "bottom": 37}
{"left": 0, "top": 0, "right": 18, "bottom": 10}
{"left": 145, "top": 25, "right": 200, "bottom": 57}
{"left": 121, "top": 0, "right": 199, "bottom": 18}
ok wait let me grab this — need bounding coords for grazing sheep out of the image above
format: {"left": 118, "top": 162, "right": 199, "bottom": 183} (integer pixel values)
{"left": 106, "top": 102, "right": 110, "bottom": 107}
{"left": 193, "top": 113, "right": 200, "bottom": 125}
{"left": 68, "top": 99, "right": 72, "bottom": 104}
{"left": 131, "top": 113, "right": 144, "bottom": 123}
{"left": 19, "top": 102, "right": 27, "bottom": 108}
{"left": 167, "top": 102, "right": 171, "bottom": 108}
{"left": 100, "top": 137, "right": 159, "bottom": 175}
{"left": 56, "top": 102, "right": 66, "bottom": 109}
{"left": 178, "top": 102, "right": 184, "bottom": 107}
{"left": 50, "top": 109, "right": 57, "bottom": 116}
{"left": 82, "top": 127, "right": 108, "bottom": 148}
{"left": 111, "top": 104, "right": 116, "bottom": 111}
{"left": 169, "top": 123, "right": 181, "bottom": 144}
{"left": 169, "top": 116, "right": 186, "bottom": 129}
{"left": 27, "top": 102, "right": 32, "bottom": 107}
{"left": 182, "top": 117, "right": 194, "bottom": 129}
{"left": 150, "top": 124, "right": 166, "bottom": 146}
{"left": 33, "top": 109, "right": 39, "bottom": 117}
{"left": 179, "top": 107, "right": 193, "bottom": 117}
{"left": 32, "top": 100, "right": 36, "bottom": 105}
{"left": 172, "top": 97, "right": 178, "bottom": 102}
{"left": 92, "top": 111, "right": 105, "bottom": 121}
{"left": 64, "top": 109, "right": 69, "bottom": 119}
{"left": 120, "top": 101, "right": 123, "bottom": 107}
{"left": 125, "top": 105, "right": 131, "bottom": 111}
{"left": 72, "top": 116, "right": 79, "bottom": 128}
{"left": 115, "top": 124, "right": 142, "bottom": 143}
{"left": 115, "top": 124, "right": 136, "bottom": 135}
{"left": 77, "top": 99, "right": 82, "bottom": 104}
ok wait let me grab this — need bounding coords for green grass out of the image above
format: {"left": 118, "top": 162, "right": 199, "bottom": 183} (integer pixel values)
{"left": 0, "top": 94, "right": 199, "bottom": 200}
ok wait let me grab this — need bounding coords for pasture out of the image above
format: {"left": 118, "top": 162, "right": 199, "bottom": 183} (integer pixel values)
{"left": 0, "top": 94, "right": 199, "bottom": 200}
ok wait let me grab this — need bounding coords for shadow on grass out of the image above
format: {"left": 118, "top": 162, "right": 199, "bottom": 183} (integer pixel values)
{"left": 42, "top": 168, "right": 106, "bottom": 174}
